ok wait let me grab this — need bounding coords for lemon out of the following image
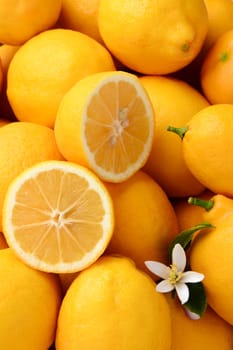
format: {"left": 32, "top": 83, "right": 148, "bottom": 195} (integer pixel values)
{"left": 56, "top": 255, "right": 171, "bottom": 350}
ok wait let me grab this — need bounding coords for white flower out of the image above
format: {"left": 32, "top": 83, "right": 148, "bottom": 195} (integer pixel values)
{"left": 145, "top": 243, "right": 204, "bottom": 305}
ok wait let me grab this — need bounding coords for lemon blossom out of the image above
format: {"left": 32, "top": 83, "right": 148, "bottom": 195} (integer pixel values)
{"left": 145, "top": 243, "right": 204, "bottom": 305}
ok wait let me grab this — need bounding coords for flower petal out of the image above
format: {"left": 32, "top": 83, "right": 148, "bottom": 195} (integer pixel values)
{"left": 156, "top": 280, "right": 174, "bottom": 293}
{"left": 181, "top": 271, "right": 204, "bottom": 283}
{"left": 175, "top": 282, "right": 189, "bottom": 304}
{"left": 144, "top": 261, "right": 170, "bottom": 279}
{"left": 172, "top": 243, "right": 186, "bottom": 272}
{"left": 184, "top": 307, "right": 201, "bottom": 320}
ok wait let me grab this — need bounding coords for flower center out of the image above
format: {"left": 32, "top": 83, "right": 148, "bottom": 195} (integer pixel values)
{"left": 168, "top": 264, "right": 182, "bottom": 285}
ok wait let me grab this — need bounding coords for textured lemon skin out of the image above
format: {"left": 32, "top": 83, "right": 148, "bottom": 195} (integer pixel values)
{"left": 0, "top": 248, "right": 62, "bottom": 349}
{"left": 56, "top": 255, "right": 171, "bottom": 350}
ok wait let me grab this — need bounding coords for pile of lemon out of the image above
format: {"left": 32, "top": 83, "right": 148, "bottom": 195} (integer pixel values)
{"left": 0, "top": 0, "right": 233, "bottom": 349}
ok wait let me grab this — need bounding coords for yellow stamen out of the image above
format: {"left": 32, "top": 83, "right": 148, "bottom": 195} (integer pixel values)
{"left": 168, "top": 264, "right": 182, "bottom": 285}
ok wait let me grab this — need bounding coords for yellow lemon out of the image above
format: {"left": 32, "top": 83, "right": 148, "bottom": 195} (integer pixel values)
{"left": 55, "top": 255, "right": 171, "bottom": 350}
{"left": 7, "top": 28, "right": 115, "bottom": 128}
{"left": 0, "top": 0, "right": 62, "bottom": 45}
{"left": 98, "top": 0, "right": 208, "bottom": 74}
{"left": 58, "top": 0, "right": 103, "bottom": 43}
{"left": 0, "top": 248, "right": 62, "bottom": 349}
{"left": 203, "top": 0, "right": 233, "bottom": 53}
{"left": 2, "top": 160, "right": 114, "bottom": 273}
{"left": 105, "top": 170, "right": 179, "bottom": 273}
{"left": 54, "top": 71, "right": 154, "bottom": 183}
{"left": 174, "top": 104, "right": 233, "bottom": 196}
{"left": 201, "top": 30, "right": 233, "bottom": 104}
{"left": 167, "top": 296, "right": 233, "bottom": 350}
{"left": 0, "top": 121, "right": 63, "bottom": 231}
{"left": 190, "top": 216, "right": 233, "bottom": 325}
{"left": 139, "top": 75, "right": 209, "bottom": 197}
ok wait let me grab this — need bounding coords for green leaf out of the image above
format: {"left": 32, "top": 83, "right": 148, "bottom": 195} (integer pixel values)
{"left": 184, "top": 282, "right": 207, "bottom": 318}
{"left": 168, "top": 222, "right": 214, "bottom": 260}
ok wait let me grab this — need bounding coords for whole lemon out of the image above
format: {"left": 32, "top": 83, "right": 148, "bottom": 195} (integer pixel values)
{"left": 58, "top": 0, "right": 103, "bottom": 43}
{"left": 201, "top": 29, "right": 233, "bottom": 104}
{"left": 167, "top": 296, "right": 233, "bottom": 350}
{"left": 56, "top": 255, "right": 171, "bottom": 350}
{"left": 105, "top": 170, "right": 179, "bottom": 272}
{"left": 190, "top": 216, "right": 233, "bottom": 325}
{"left": 179, "top": 104, "right": 233, "bottom": 196}
{"left": 98, "top": 0, "right": 208, "bottom": 74}
{"left": 0, "top": 248, "right": 62, "bottom": 349}
{"left": 7, "top": 29, "right": 115, "bottom": 128}
{"left": 0, "top": 0, "right": 62, "bottom": 45}
{"left": 139, "top": 75, "right": 208, "bottom": 197}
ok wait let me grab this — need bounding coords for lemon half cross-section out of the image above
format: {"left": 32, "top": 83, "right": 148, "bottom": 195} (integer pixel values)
{"left": 2, "top": 160, "right": 114, "bottom": 273}
{"left": 54, "top": 71, "right": 155, "bottom": 183}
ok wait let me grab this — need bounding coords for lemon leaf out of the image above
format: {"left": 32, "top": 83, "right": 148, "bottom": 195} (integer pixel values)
{"left": 168, "top": 222, "right": 214, "bottom": 260}
{"left": 185, "top": 282, "right": 207, "bottom": 318}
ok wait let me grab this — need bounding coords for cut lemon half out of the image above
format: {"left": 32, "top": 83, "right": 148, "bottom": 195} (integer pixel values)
{"left": 2, "top": 160, "right": 114, "bottom": 273}
{"left": 54, "top": 70, "right": 154, "bottom": 182}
